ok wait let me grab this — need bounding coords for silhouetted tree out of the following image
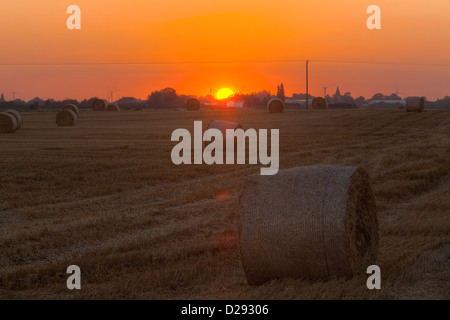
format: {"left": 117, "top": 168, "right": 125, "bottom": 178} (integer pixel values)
{"left": 292, "top": 93, "right": 312, "bottom": 100}
{"left": 371, "top": 93, "right": 384, "bottom": 100}
{"left": 147, "top": 87, "right": 184, "bottom": 109}
{"left": 44, "top": 99, "right": 56, "bottom": 109}
{"left": 201, "top": 94, "right": 215, "bottom": 104}
{"left": 387, "top": 93, "right": 401, "bottom": 100}
{"left": 342, "top": 92, "right": 354, "bottom": 104}
{"left": 79, "top": 97, "right": 101, "bottom": 109}
{"left": 355, "top": 96, "right": 366, "bottom": 105}
{"left": 61, "top": 99, "right": 78, "bottom": 107}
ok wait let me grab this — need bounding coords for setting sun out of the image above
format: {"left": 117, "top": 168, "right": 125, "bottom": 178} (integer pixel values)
{"left": 216, "top": 88, "right": 234, "bottom": 100}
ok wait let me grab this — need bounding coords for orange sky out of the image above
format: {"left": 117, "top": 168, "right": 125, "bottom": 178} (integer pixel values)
{"left": 1, "top": 0, "right": 450, "bottom": 101}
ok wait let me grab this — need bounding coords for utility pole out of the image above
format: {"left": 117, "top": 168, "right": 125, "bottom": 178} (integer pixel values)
{"left": 109, "top": 89, "right": 120, "bottom": 103}
{"left": 306, "top": 60, "right": 309, "bottom": 109}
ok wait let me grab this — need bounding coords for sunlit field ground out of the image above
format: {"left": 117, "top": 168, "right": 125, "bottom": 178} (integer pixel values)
{"left": 0, "top": 109, "right": 449, "bottom": 299}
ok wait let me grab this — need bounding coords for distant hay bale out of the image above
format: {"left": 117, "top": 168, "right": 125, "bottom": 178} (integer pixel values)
{"left": 205, "top": 120, "right": 243, "bottom": 150}
{"left": 186, "top": 98, "right": 200, "bottom": 111}
{"left": 107, "top": 104, "right": 120, "bottom": 111}
{"left": 63, "top": 104, "right": 79, "bottom": 116}
{"left": 0, "top": 112, "right": 18, "bottom": 133}
{"left": 56, "top": 109, "right": 77, "bottom": 127}
{"left": 134, "top": 107, "right": 144, "bottom": 111}
{"left": 239, "top": 165, "right": 379, "bottom": 285}
{"left": 405, "top": 97, "right": 425, "bottom": 112}
{"left": 92, "top": 99, "right": 108, "bottom": 111}
{"left": 312, "top": 97, "right": 328, "bottom": 109}
{"left": 4, "top": 109, "right": 23, "bottom": 130}
{"left": 267, "top": 98, "right": 284, "bottom": 113}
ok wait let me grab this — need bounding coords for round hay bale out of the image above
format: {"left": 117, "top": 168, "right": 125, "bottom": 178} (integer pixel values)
{"left": 56, "top": 109, "right": 77, "bottom": 127}
{"left": 312, "top": 97, "right": 328, "bottom": 109}
{"left": 186, "top": 98, "right": 200, "bottom": 111}
{"left": 107, "top": 104, "right": 120, "bottom": 111}
{"left": 267, "top": 98, "right": 284, "bottom": 113}
{"left": 205, "top": 120, "right": 243, "bottom": 151}
{"left": 239, "top": 165, "right": 379, "bottom": 285}
{"left": 0, "top": 112, "right": 18, "bottom": 133}
{"left": 63, "top": 104, "right": 79, "bottom": 115}
{"left": 134, "top": 107, "right": 144, "bottom": 111}
{"left": 405, "top": 97, "right": 424, "bottom": 112}
{"left": 92, "top": 99, "right": 108, "bottom": 111}
{"left": 4, "top": 109, "right": 23, "bottom": 130}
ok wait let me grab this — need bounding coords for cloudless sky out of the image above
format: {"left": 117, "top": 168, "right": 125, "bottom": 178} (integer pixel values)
{"left": 1, "top": 0, "right": 450, "bottom": 100}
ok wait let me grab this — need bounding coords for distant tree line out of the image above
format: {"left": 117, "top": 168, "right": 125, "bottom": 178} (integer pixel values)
{"left": 425, "top": 96, "right": 450, "bottom": 109}
{"left": 147, "top": 88, "right": 192, "bottom": 109}
{"left": 1, "top": 88, "right": 450, "bottom": 111}
{"left": 0, "top": 96, "right": 147, "bottom": 111}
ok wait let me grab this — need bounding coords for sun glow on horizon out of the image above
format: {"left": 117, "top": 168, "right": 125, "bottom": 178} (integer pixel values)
{"left": 216, "top": 88, "right": 234, "bottom": 100}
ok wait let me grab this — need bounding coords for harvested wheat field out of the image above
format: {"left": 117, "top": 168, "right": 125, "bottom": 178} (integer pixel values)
{"left": 0, "top": 109, "right": 449, "bottom": 300}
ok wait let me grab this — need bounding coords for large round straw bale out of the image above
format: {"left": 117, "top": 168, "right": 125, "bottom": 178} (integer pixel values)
{"left": 186, "top": 98, "right": 201, "bottom": 111}
{"left": 267, "top": 98, "right": 284, "bottom": 113}
{"left": 239, "top": 165, "right": 379, "bottom": 285}
{"left": 205, "top": 120, "right": 243, "bottom": 151}
{"left": 56, "top": 109, "right": 77, "bottom": 127}
{"left": 92, "top": 99, "right": 108, "bottom": 111}
{"left": 63, "top": 104, "right": 79, "bottom": 115}
{"left": 107, "top": 104, "right": 120, "bottom": 111}
{"left": 0, "top": 112, "right": 18, "bottom": 133}
{"left": 405, "top": 97, "right": 424, "bottom": 112}
{"left": 312, "top": 97, "right": 328, "bottom": 109}
{"left": 4, "top": 109, "right": 23, "bottom": 130}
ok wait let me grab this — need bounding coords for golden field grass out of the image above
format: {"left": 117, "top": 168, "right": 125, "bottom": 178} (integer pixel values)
{"left": 0, "top": 108, "right": 449, "bottom": 299}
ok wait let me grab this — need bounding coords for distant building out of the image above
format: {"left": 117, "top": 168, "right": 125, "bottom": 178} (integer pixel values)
{"left": 368, "top": 99, "right": 406, "bottom": 106}
{"left": 333, "top": 87, "right": 343, "bottom": 103}
{"left": 367, "top": 93, "right": 405, "bottom": 108}
{"left": 285, "top": 99, "right": 310, "bottom": 108}
{"left": 227, "top": 100, "right": 244, "bottom": 108}
{"left": 329, "top": 86, "right": 358, "bottom": 109}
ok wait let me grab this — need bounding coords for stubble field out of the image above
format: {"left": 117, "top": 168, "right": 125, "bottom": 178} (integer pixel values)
{"left": 0, "top": 108, "right": 449, "bottom": 299}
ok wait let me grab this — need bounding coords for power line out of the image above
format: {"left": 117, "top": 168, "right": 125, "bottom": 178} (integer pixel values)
{"left": 314, "top": 60, "right": 450, "bottom": 68}
{"left": 0, "top": 60, "right": 307, "bottom": 66}
{"left": 0, "top": 59, "right": 450, "bottom": 67}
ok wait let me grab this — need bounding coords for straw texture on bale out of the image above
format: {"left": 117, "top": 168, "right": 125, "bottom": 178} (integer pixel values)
{"left": 63, "top": 104, "right": 79, "bottom": 115}
{"left": 205, "top": 120, "right": 243, "bottom": 151}
{"left": 107, "top": 104, "right": 120, "bottom": 111}
{"left": 0, "top": 112, "right": 18, "bottom": 133}
{"left": 92, "top": 99, "right": 108, "bottom": 111}
{"left": 405, "top": 97, "right": 425, "bottom": 112}
{"left": 186, "top": 98, "right": 201, "bottom": 111}
{"left": 312, "top": 97, "right": 328, "bottom": 109}
{"left": 56, "top": 109, "right": 77, "bottom": 127}
{"left": 267, "top": 98, "right": 284, "bottom": 113}
{"left": 239, "top": 165, "right": 379, "bottom": 285}
{"left": 5, "top": 109, "right": 23, "bottom": 130}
